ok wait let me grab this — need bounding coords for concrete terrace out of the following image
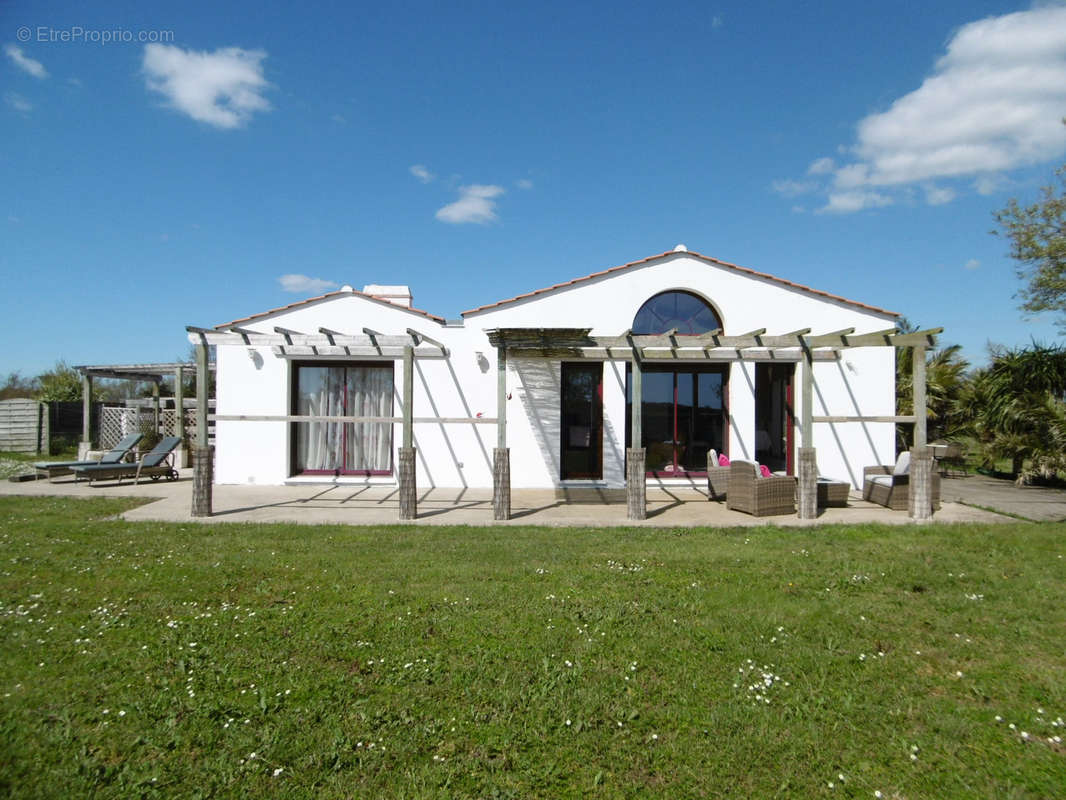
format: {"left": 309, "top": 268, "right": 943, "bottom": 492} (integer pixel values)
{"left": 2, "top": 469, "right": 1018, "bottom": 527}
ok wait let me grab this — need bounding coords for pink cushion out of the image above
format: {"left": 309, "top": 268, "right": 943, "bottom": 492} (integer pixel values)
{"left": 759, "top": 464, "right": 771, "bottom": 478}
{"left": 718, "top": 454, "right": 730, "bottom": 466}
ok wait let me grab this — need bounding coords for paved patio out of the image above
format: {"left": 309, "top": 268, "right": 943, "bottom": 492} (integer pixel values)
{"left": 2, "top": 469, "right": 1015, "bottom": 527}
{"left": 939, "top": 473, "right": 1066, "bottom": 522}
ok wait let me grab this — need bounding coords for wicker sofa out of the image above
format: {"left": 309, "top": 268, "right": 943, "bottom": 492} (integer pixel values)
{"left": 862, "top": 452, "right": 941, "bottom": 512}
{"left": 725, "top": 460, "right": 797, "bottom": 517}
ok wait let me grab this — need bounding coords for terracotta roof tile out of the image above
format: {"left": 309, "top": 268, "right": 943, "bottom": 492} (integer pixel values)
{"left": 215, "top": 288, "right": 446, "bottom": 330}
{"left": 461, "top": 249, "right": 900, "bottom": 318}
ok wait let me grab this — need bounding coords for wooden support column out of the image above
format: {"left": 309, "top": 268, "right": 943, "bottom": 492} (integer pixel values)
{"left": 493, "top": 346, "right": 510, "bottom": 520}
{"left": 78, "top": 374, "right": 93, "bottom": 460}
{"left": 912, "top": 345, "right": 927, "bottom": 448}
{"left": 174, "top": 367, "right": 186, "bottom": 468}
{"left": 191, "top": 342, "right": 213, "bottom": 517}
{"left": 151, "top": 382, "right": 161, "bottom": 437}
{"left": 908, "top": 345, "right": 933, "bottom": 521}
{"left": 627, "top": 354, "right": 646, "bottom": 520}
{"left": 398, "top": 345, "right": 417, "bottom": 521}
{"left": 798, "top": 345, "right": 817, "bottom": 519}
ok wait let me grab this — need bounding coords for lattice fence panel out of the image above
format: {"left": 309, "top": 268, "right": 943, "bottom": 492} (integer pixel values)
{"left": 161, "top": 409, "right": 178, "bottom": 436}
{"left": 184, "top": 402, "right": 215, "bottom": 445}
{"left": 99, "top": 407, "right": 139, "bottom": 449}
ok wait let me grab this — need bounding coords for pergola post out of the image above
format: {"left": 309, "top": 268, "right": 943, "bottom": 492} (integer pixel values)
{"left": 493, "top": 346, "right": 511, "bottom": 520}
{"left": 151, "top": 381, "right": 161, "bottom": 439}
{"left": 191, "top": 343, "right": 213, "bottom": 517}
{"left": 79, "top": 374, "right": 93, "bottom": 460}
{"left": 627, "top": 354, "right": 646, "bottom": 520}
{"left": 398, "top": 345, "right": 417, "bottom": 521}
{"left": 909, "top": 344, "right": 934, "bottom": 521}
{"left": 174, "top": 366, "right": 186, "bottom": 467}
{"left": 797, "top": 346, "right": 818, "bottom": 519}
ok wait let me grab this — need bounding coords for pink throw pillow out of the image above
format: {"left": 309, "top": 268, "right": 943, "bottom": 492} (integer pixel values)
{"left": 759, "top": 464, "right": 772, "bottom": 478}
{"left": 718, "top": 454, "right": 730, "bottom": 466}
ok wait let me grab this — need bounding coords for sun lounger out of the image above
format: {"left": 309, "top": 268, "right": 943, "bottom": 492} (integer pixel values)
{"left": 33, "top": 433, "right": 144, "bottom": 481}
{"left": 72, "top": 436, "right": 182, "bottom": 485}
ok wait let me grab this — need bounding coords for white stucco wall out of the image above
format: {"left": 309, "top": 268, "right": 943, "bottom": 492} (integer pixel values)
{"left": 214, "top": 253, "right": 899, "bottom": 489}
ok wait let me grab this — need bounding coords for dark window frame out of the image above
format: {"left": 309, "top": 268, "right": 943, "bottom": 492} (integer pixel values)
{"left": 289, "top": 360, "right": 395, "bottom": 477}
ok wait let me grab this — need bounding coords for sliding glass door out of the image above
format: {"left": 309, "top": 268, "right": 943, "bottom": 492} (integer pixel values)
{"left": 626, "top": 365, "right": 727, "bottom": 476}
{"left": 292, "top": 363, "right": 394, "bottom": 475}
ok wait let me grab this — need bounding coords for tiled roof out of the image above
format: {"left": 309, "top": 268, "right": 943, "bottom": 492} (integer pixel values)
{"left": 215, "top": 288, "right": 446, "bottom": 330}
{"left": 461, "top": 249, "right": 900, "bottom": 317}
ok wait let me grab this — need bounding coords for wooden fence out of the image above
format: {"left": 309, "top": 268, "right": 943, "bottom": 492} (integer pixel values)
{"left": 0, "top": 398, "right": 47, "bottom": 453}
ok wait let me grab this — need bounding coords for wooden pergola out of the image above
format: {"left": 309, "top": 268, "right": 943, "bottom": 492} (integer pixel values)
{"left": 184, "top": 325, "right": 496, "bottom": 520}
{"left": 485, "top": 325, "right": 943, "bottom": 522}
{"left": 184, "top": 323, "right": 942, "bottom": 523}
{"left": 74, "top": 362, "right": 215, "bottom": 456}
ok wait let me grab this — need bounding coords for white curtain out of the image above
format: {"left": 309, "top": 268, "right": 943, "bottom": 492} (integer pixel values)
{"left": 346, "top": 366, "right": 393, "bottom": 471}
{"left": 295, "top": 366, "right": 392, "bottom": 473}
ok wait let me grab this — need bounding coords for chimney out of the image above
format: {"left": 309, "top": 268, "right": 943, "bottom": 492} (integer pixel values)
{"left": 362, "top": 284, "right": 412, "bottom": 308}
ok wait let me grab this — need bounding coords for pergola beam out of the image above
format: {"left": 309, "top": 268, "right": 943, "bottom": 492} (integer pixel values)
{"left": 187, "top": 326, "right": 441, "bottom": 350}
{"left": 407, "top": 328, "right": 449, "bottom": 355}
{"left": 486, "top": 326, "right": 943, "bottom": 354}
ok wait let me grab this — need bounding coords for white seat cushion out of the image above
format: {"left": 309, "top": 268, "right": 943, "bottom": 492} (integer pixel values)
{"left": 868, "top": 474, "right": 896, "bottom": 487}
{"left": 893, "top": 451, "right": 911, "bottom": 476}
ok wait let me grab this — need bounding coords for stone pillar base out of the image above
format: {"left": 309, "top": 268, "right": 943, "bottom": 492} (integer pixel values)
{"left": 798, "top": 447, "right": 818, "bottom": 519}
{"left": 493, "top": 448, "right": 511, "bottom": 520}
{"left": 909, "top": 445, "right": 934, "bottom": 521}
{"left": 398, "top": 447, "right": 417, "bottom": 521}
{"left": 78, "top": 441, "right": 92, "bottom": 461}
{"left": 626, "top": 448, "right": 647, "bottom": 521}
{"left": 191, "top": 445, "right": 214, "bottom": 517}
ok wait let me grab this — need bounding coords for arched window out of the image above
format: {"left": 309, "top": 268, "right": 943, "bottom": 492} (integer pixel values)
{"left": 631, "top": 290, "right": 721, "bottom": 335}
{"left": 627, "top": 291, "right": 727, "bottom": 476}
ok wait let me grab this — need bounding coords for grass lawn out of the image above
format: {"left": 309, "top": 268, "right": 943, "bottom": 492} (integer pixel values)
{"left": 1, "top": 497, "right": 1064, "bottom": 798}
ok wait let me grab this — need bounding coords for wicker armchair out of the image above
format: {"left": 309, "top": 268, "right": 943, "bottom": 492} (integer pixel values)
{"left": 862, "top": 454, "right": 941, "bottom": 512}
{"left": 726, "top": 460, "right": 796, "bottom": 517}
{"left": 706, "top": 451, "right": 731, "bottom": 501}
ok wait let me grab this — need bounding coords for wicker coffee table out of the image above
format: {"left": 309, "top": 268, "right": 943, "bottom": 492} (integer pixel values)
{"left": 817, "top": 479, "right": 850, "bottom": 507}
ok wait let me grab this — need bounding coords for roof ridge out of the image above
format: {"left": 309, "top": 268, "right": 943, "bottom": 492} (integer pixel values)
{"left": 215, "top": 288, "right": 446, "bottom": 330}
{"left": 460, "top": 249, "right": 899, "bottom": 318}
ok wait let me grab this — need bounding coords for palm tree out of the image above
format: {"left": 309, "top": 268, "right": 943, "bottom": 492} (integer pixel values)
{"left": 895, "top": 320, "right": 970, "bottom": 449}
{"left": 964, "top": 342, "right": 1066, "bottom": 481}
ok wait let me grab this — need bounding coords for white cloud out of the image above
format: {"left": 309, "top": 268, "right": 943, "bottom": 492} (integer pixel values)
{"left": 964, "top": 258, "right": 980, "bottom": 270}
{"left": 435, "top": 184, "right": 505, "bottom": 224}
{"left": 845, "top": 7, "right": 1066, "bottom": 187}
{"left": 781, "top": 7, "right": 1066, "bottom": 213}
{"left": 409, "top": 164, "right": 434, "bottom": 183}
{"left": 818, "top": 190, "right": 893, "bottom": 214}
{"left": 973, "top": 174, "right": 1008, "bottom": 196}
{"left": 516, "top": 178, "right": 534, "bottom": 190}
{"left": 143, "top": 44, "right": 271, "bottom": 129}
{"left": 923, "top": 185, "right": 956, "bottom": 205}
{"left": 4, "top": 92, "right": 32, "bottom": 113}
{"left": 807, "top": 157, "right": 835, "bottom": 175}
{"left": 4, "top": 45, "right": 48, "bottom": 79}
{"left": 278, "top": 274, "right": 339, "bottom": 294}
{"left": 772, "top": 179, "right": 816, "bottom": 197}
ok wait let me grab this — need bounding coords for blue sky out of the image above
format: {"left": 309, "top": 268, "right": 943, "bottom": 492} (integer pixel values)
{"left": 3, "top": 0, "right": 1066, "bottom": 376}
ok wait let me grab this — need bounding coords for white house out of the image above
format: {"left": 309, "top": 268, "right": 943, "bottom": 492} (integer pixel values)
{"left": 207, "top": 246, "right": 900, "bottom": 493}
